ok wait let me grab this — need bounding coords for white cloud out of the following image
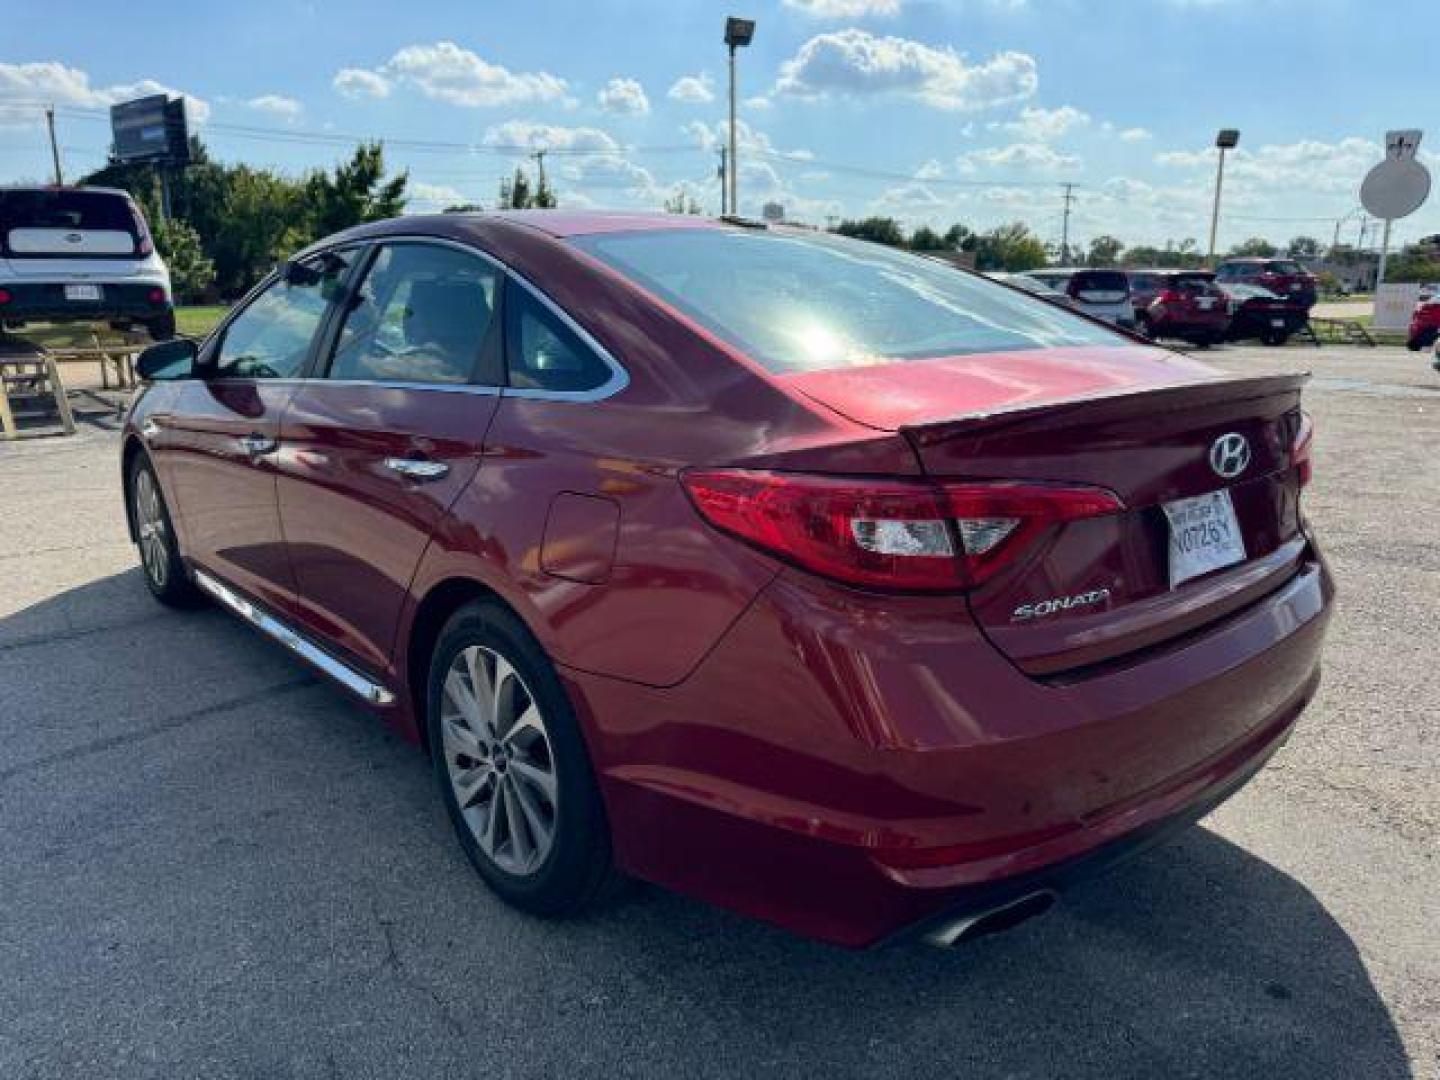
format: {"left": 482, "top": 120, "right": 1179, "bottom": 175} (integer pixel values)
{"left": 246, "top": 94, "right": 301, "bottom": 119}
{"left": 914, "top": 158, "right": 946, "bottom": 180}
{"left": 782, "top": 0, "right": 903, "bottom": 16}
{"left": 667, "top": 72, "right": 715, "bottom": 104}
{"left": 597, "top": 76, "right": 649, "bottom": 116}
{"left": 775, "top": 30, "right": 1038, "bottom": 112}
{"left": 407, "top": 181, "right": 469, "bottom": 209}
{"left": 744, "top": 95, "right": 773, "bottom": 111}
{"left": 999, "top": 104, "right": 1089, "bottom": 141}
{"left": 482, "top": 120, "right": 621, "bottom": 153}
{"left": 876, "top": 181, "right": 944, "bottom": 207}
{"left": 1155, "top": 136, "right": 1380, "bottom": 195}
{"left": 333, "top": 67, "right": 390, "bottom": 100}
{"left": 681, "top": 118, "right": 811, "bottom": 162}
{"left": 347, "top": 42, "right": 569, "bottom": 108}
{"left": 960, "top": 141, "right": 1080, "bottom": 172}
{"left": 0, "top": 62, "right": 211, "bottom": 128}
{"left": 1118, "top": 126, "right": 1152, "bottom": 142}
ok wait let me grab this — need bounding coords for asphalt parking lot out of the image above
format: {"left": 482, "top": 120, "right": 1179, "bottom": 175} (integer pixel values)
{"left": 1, "top": 343, "right": 1436, "bottom": 1079}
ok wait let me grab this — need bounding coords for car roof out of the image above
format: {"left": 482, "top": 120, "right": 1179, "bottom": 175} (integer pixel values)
{"left": 462, "top": 209, "right": 732, "bottom": 238}
{"left": 0, "top": 184, "right": 133, "bottom": 198}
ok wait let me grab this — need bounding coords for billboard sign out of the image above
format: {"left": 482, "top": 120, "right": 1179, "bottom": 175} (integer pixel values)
{"left": 110, "top": 95, "right": 190, "bottom": 166}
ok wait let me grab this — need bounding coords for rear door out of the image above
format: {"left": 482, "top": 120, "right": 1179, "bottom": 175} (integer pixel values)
{"left": 275, "top": 239, "right": 503, "bottom": 674}
{"left": 158, "top": 249, "right": 359, "bottom": 615}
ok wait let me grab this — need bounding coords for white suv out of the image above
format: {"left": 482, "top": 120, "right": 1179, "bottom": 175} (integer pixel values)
{"left": 1027, "top": 268, "right": 1135, "bottom": 330}
{"left": 0, "top": 186, "right": 174, "bottom": 339}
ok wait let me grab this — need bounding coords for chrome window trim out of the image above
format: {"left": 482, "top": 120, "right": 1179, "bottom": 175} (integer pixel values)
{"left": 503, "top": 269, "right": 631, "bottom": 403}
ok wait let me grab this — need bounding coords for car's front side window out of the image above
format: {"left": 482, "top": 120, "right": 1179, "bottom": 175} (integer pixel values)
{"left": 325, "top": 242, "right": 500, "bottom": 385}
{"left": 215, "top": 250, "right": 356, "bottom": 379}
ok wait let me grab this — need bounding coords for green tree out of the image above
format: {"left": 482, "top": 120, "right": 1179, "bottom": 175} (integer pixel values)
{"left": 1086, "top": 234, "right": 1125, "bottom": 267}
{"left": 303, "top": 142, "right": 408, "bottom": 237}
{"left": 1229, "top": 237, "right": 1279, "bottom": 258}
{"left": 498, "top": 166, "right": 555, "bottom": 210}
{"left": 1287, "top": 235, "right": 1321, "bottom": 258}
{"left": 908, "top": 225, "right": 947, "bottom": 251}
{"left": 150, "top": 217, "right": 214, "bottom": 302}
{"left": 662, "top": 188, "right": 702, "bottom": 215}
{"left": 972, "top": 222, "right": 1047, "bottom": 272}
{"left": 833, "top": 216, "right": 906, "bottom": 247}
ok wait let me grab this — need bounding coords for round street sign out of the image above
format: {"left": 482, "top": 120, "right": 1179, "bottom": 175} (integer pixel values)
{"left": 1360, "top": 130, "right": 1431, "bottom": 220}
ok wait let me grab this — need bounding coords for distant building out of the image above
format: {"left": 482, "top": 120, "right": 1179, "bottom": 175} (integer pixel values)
{"left": 761, "top": 201, "right": 785, "bottom": 223}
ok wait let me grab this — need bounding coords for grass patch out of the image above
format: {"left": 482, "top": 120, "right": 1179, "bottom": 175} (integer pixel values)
{"left": 176, "top": 305, "right": 228, "bottom": 339}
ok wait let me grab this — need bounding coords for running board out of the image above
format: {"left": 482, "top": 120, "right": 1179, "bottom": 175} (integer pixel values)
{"left": 193, "top": 568, "right": 397, "bottom": 706}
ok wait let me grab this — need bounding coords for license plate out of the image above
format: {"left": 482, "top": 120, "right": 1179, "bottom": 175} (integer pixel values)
{"left": 1162, "top": 489, "right": 1246, "bottom": 588}
{"left": 1270, "top": 318, "right": 1285, "bottom": 328}
{"left": 64, "top": 284, "right": 102, "bottom": 301}
{"left": 1197, "top": 297, "right": 1214, "bottom": 310}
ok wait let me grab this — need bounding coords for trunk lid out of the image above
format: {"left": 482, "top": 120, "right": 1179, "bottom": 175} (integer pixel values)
{"left": 786, "top": 349, "right": 1309, "bottom": 675}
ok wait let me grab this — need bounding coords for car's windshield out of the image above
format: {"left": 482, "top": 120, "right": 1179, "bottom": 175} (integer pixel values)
{"left": 573, "top": 229, "right": 1123, "bottom": 374}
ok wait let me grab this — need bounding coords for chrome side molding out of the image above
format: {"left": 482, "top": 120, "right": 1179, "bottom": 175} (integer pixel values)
{"left": 193, "top": 568, "right": 397, "bottom": 706}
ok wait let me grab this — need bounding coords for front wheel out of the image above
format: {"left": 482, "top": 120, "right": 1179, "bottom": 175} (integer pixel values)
{"left": 427, "top": 602, "right": 620, "bottom": 917}
{"left": 127, "top": 455, "right": 203, "bottom": 607}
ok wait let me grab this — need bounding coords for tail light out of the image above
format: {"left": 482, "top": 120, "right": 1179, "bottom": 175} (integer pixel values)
{"left": 147, "top": 287, "right": 167, "bottom": 304}
{"left": 0, "top": 288, "right": 10, "bottom": 305}
{"left": 1293, "top": 411, "right": 1314, "bottom": 488}
{"left": 128, "top": 203, "right": 154, "bottom": 257}
{"left": 1157, "top": 289, "right": 1182, "bottom": 304}
{"left": 682, "top": 469, "right": 1123, "bottom": 592}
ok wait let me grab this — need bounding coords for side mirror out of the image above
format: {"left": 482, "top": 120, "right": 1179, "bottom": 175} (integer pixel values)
{"left": 136, "top": 338, "right": 199, "bottom": 381}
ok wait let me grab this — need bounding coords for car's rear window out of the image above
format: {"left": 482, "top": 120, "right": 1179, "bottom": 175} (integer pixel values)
{"left": 1264, "top": 261, "right": 1303, "bottom": 275}
{"left": 572, "top": 229, "right": 1122, "bottom": 374}
{"left": 0, "top": 190, "right": 138, "bottom": 234}
{"left": 1172, "top": 273, "right": 1216, "bottom": 293}
{"left": 1070, "top": 270, "right": 1128, "bottom": 292}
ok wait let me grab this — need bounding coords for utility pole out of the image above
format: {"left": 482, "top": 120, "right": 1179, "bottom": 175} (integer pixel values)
{"left": 1208, "top": 129, "right": 1240, "bottom": 265}
{"left": 44, "top": 104, "right": 63, "bottom": 186}
{"left": 530, "top": 149, "right": 548, "bottom": 201}
{"left": 717, "top": 147, "right": 728, "bottom": 215}
{"left": 727, "top": 46, "right": 738, "bottom": 215}
{"left": 1059, "top": 182, "right": 1076, "bottom": 264}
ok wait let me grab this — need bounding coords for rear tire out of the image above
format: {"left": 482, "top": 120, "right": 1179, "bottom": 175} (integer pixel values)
{"left": 146, "top": 311, "right": 177, "bottom": 341}
{"left": 1261, "top": 331, "right": 1289, "bottom": 346}
{"left": 126, "top": 455, "right": 203, "bottom": 608}
{"left": 427, "top": 601, "right": 620, "bottom": 917}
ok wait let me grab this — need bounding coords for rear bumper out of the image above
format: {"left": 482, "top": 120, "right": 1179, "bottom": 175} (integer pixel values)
{"left": 0, "top": 280, "right": 170, "bottom": 323}
{"left": 568, "top": 550, "right": 1333, "bottom": 947}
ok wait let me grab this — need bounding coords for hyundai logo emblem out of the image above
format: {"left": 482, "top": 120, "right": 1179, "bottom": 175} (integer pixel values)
{"left": 1209, "top": 433, "right": 1251, "bottom": 479}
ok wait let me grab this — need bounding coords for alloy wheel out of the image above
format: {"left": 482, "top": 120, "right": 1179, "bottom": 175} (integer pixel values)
{"left": 440, "top": 645, "right": 558, "bottom": 876}
{"left": 134, "top": 469, "right": 169, "bottom": 590}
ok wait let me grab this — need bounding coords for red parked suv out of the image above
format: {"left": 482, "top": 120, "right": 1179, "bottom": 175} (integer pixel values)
{"left": 1129, "top": 270, "right": 1231, "bottom": 346}
{"left": 1215, "top": 258, "right": 1318, "bottom": 310}
{"left": 123, "top": 212, "right": 1332, "bottom": 948}
{"left": 1407, "top": 296, "right": 1440, "bottom": 351}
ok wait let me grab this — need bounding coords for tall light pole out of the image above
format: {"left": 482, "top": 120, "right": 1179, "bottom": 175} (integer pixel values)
{"left": 724, "top": 16, "right": 755, "bottom": 217}
{"left": 1207, "top": 128, "right": 1239, "bottom": 264}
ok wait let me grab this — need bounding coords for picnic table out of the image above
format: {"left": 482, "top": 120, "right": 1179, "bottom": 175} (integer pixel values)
{"left": 0, "top": 327, "right": 150, "bottom": 440}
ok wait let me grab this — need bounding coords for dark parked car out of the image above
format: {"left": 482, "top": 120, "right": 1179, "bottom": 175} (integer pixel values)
{"left": 1220, "top": 283, "right": 1309, "bottom": 345}
{"left": 1215, "top": 258, "right": 1318, "bottom": 310}
{"left": 122, "top": 212, "right": 1332, "bottom": 948}
{"left": 1130, "top": 270, "right": 1230, "bottom": 346}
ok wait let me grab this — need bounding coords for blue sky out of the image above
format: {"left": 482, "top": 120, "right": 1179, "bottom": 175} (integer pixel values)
{"left": 4, "top": 0, "right": 1437, "bottom": 250}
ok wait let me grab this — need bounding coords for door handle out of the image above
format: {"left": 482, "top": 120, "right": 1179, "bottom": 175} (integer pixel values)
{"left": 384, "top": 457, "right": 450, "bottom": 481}
{"left": 240, "top": 433, "right": 277, "bottom": 456}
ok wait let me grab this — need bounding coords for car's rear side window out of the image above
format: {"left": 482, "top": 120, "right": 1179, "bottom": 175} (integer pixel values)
{"left": 573, "top": 229, "right": 1120, "bottom": 374}
{"left": 325, "top": 243, "right": 500, "bottom": 384}
{"left": 505, "top": 282, "right": 614, "bottom": 393}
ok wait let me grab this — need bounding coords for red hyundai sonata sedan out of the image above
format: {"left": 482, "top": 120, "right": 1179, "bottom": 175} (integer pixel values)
{"left": 123, "top": 211, "right": 1332, "bottom": 948}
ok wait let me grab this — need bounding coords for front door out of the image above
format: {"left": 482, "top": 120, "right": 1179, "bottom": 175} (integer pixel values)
{"left": 275, "top": 240, "right": 504, "bottom": 674}
{"left": 161, "top": 251, "right": 359, "bottom": 615}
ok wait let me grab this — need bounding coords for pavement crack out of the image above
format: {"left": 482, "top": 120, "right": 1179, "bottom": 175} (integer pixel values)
{"left": 0, "top": 676, "right": 316, "bottom": 788}
{"left": 374, "top": 905, "right": 469, "bottom": 1040}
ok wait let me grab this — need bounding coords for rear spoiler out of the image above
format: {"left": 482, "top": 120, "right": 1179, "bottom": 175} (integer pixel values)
{"left": 900, "top": 372, "right": 1310, "bottom": 447}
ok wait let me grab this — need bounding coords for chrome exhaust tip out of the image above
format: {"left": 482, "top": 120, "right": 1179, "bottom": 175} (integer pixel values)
{"left": 923, "top": 889, "right": 1058, "bottom": 948}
